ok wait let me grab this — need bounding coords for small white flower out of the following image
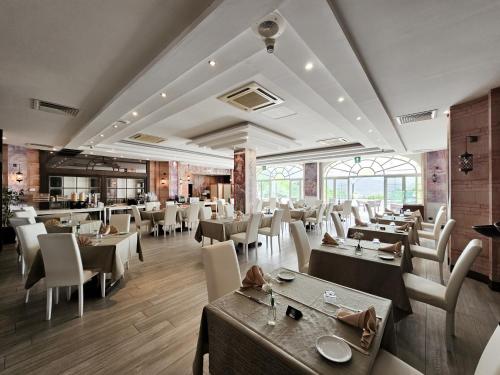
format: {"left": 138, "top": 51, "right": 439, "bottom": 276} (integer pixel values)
{"left": 262, "top": 283, "right": 272, "bottom": 294}
{"left": 263, "top": 273, "right": 273, "bottom": 282}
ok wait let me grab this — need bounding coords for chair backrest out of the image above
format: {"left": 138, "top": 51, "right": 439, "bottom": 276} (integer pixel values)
{"left": 199, "top": 206, "right": 212, "bottom": 221}
{"left": 21, "top": 206, "right": 37, "bottom": 217}
{"left": 224, "top": 204, "right": 235, "bottom": 218}
{"left": 145, "top": 202, "right": 159, "bottom": 211}
{"left": 110, "top": 214, "right": 131, "bottom": 233}
{"left": 38, "top": 233, "right": 85, "bottom": 288}
{"left": 164, "top": 205, "right": 178, "bottom": 225}
{"left": 342, "top": 200, "right": 352, "bottom": 219}
{"left": 270, "top": 209, "right": 284, "bottom": 235}
{"left": 97, "top": 202, "right": 105, "bottom": 208}
{"left": 474, "top": 323, "right": 500, "bottom": 375}
{"left": 189, "top": 197, "right": 200, "bottom": 203}
{"left": 351, "top": 205, "right": 362, "bottom": 221}
{"left": 316, "top": 204, "right": 326, "bottom": 221}
{"left": 288, "top": 200, "right": 295, "bottom": 209}
{"left": 433, "top": 207, "right": 447, "bottom": 239}
{"left": 436, "top": 219, "right": 456, "bottom": 262}
{"left": 290, "top": 222, "right": 311, "bottom": 273}
{"left": 255, "top": 199, "right": 263, "bottom": 213}
{"left": 445, "top": 239, "right": 482, "bottom": 309}
{"left": 9, "top": 217, "right": 35, "bottom": 231}
{"left": 187, "top": 204, "right": 200, "bottom": 222}
{"left": 166, "top": 201, "right": 176, "bottom": 206}
{"left": 246, "top": 213, "right": 262, "bottom": 243}
{"left": 269, "top": 197, "right": 277, "bottom": 211}
{"left": 13, "top": 211, "right": 35, "bottom": 220}
{"left": 202, "top": 240, "right": 242, "bottom": 302}
{"left": 282, "top": 206, "right": 292, "bottom": 223}
{"left": 331, "top": 212, "right": 345, "bottom": 238}
{"left": 131, "top": 205, "right": 142, "bottom": 225}
{"left": 217, "top": 200, "right": 225, "bottom": 217}
{"left": 17, "top": 223, "right": 47, "bottom": 270}
{"left": 364, "top": 203, "right": 374, "bottom": 219}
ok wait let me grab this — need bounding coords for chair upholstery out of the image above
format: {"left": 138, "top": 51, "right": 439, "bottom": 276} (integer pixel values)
{"left": 109, "top": 214, "right": 131, "bottom": 233}
{"left": 158, "top": 205, "right": 177, "bottom": 236}
{"left": 224, "top": 204, "right": 235, "bottom": 218}
{"left": 216, "top": 200, "right": 225, "bottom": 218}
{"left": 290, "top": 222, "right": 311, "bottom": 274}
{"left": 17, "top": 206, "right": 37, "bottom": 218}
{"left": 342, "top": 200, "right": 352, "bottom": 222}
{"left": 17, "top": 223, "right": 47, "bottom": 272}
{"left": 131, "top": 205, "right": 150, "bottom": 234}
{"left": 418, "top": 206, "right": 446, "bottom": 242}
{"left": 255, "top": 199, "right": 263, "bottom": 213}
{"left": 364, "top": 203, "right": 374, "bottom": 220}
{"left": 202, "top": 240, "right": 242, "bottom": 302}
{"left": 331, "top": 212, "right": 345, "bottom": 238}
{"left": 474, "top": 323, "right": 500, "bottom": 375}
{"left": 372, "top": 349, "right": 422, "bottom": 375}
{"left": 199, "top": 206, "right": 212, "bottom": 221}
{"left": 230, "top": 213, "right": 262, "bottom": 261}
{"left": 421, "top": 205, "right": 446, "bottom": 229}
{"left": 404, "top": 239, "right": 482, "bottom": 349}
{"left": 183, "top": 203, "right": 200, "bottom": 232}
{"left": 258, "top": 209, "right": 284, "bottom": 252}
{"left": 13, "top": 211, "right": 36, "bottom": 220}
{"left": 305, "top": 204, "right": 326, "bottom": 232}
{"left": 166, "top": 201, "right": 176, "bottom": 206}
{"left": 145, "top": 202, "right": 160, "bottom": 211}
{"left": 269, "top": 197, "right": 277, "bottom": 211}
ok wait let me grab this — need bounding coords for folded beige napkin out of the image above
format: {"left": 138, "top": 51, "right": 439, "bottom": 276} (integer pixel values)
{"left": 337, "top": 306, "right": 378, "bottom": 349}
{"left": 77, "top": 235, "right": 92, "bottom": 247}
{"left": 379, "top": 241, "right": 402, "bottom": 256}
{"left": 396, "top": 223, "right": 410, "bottom": 231}
{"left": 241, "top": 265, "right": 267, "bottom": 288}
{"left": 322, "top": 232, "right": 339, "bottom": 246}
{"left": 385, "top": 209, "right": 396, "bottom": 215}
{"left": 44, "top": 218, "right": 60, "bottom": 226}
{"left": 99, "top": 225, "right": 118, "bottom": 235}
{"left": 355, "top": 218, "right": 369, "bottom": 227}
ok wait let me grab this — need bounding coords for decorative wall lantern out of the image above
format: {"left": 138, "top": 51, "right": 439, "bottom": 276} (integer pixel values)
{"left": 160, "top": 173, "right": 167, "bottom": 185}
{"left": 458, "top": 135, "right": 478, "bottom": 175}
{"left": 14, "top": 164, "right": 23, "bottom": 183}
{"left": 431, "top": 166, "right": 439, "bottom": 183}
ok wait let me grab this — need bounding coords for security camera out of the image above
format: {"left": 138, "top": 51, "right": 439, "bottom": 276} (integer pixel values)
{"left": 252, "top": 12, "right": 286, "bottom": 54}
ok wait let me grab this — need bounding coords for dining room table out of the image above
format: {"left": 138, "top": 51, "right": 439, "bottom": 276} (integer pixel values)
{"left": 347, "top": 224, "right": 413, "bottom": 272}
{"left": 371, "top": 215, "right": 421, "bottom": 244}
{"left": 43, "top": 220, "right": 102, "bottom": 235}
{"left": 25, "top": 232, "right": 142, "bottom": 290}
{"left": 193, "top": 268, "right": 396, "bottom": 375}
{"left": 194, "top": 214, "right": 273, "bottom": 243}
{"left": 308, "top": 238, "right": 412, "bottom": 320}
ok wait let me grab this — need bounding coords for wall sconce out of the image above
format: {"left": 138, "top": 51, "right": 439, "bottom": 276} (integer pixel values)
{"left": 431, "top": 166, "right": 439, "bottom": 183}
{"left": 160, "top": 173, "right": 167, "bottom": 185}
{"left": 13, "top": 164, "right": 24, "bottom": 183}
{"left": 458, "top": 135, "right": 478, "bottom": 175}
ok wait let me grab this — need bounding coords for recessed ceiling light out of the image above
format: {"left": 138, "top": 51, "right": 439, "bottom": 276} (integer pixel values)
{"left": 100, "top": 134, "right": 104, "bottom": 137}
{"left": 90, "top": 152, "right": 94, "bottom": 155}
{"left": 356, "top": 116, "right": 362, "bottom": 121}
{"left": 208, "top": 60, "right": 216, "bottom": 67}
{"left": 120, "top": 155, "right": 123, "bottom": 158}
{"left": 52, "top": 147, "right": 57, "bottom": 151}
{"left": 132, "top": 111, "right": 138, "bottom": 117}
{"left": 368, "top": 129, "right": 373, "bottom": 133}
{"left": 160, "top": 92, "right": 167, "bottom": 98}
{"left": 337, "top": 96, "right": 345, "bottom": 103}
{"left": 2, "top": 136, "right": 6, "bottom": 140}
{"left": 304, "top": 62, "right": 314, "bottom": 71}
{"left": 89, "top": 140, "right": 94, "bottom": 143}
{"left": 443, "top": 110, "right": 450, "bottom": 115}
{"left": 113, "top": 124, "right": 118, "bottom": 129}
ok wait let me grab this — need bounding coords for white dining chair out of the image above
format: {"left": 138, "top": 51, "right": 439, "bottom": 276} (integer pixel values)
{"left": 201, "top": 240, "right": 242, "bottom": 302}
{"left": 131, "top": 205, "right": 151, "bottom": 236}
{"left": 189, "top": 197, "right": 200, "bottom": 203}
{"left": 474, "top": 323, "right": 500, "bottom": 375}
{"left": 342, "top": 200, "right": 352, "bottom": 224}
{"left": 372, "top": 350, "right": 422, "bottom": 375}
{"left": 322, "top": 202, "right": 335, "bottom": 230}
{"left": 281, "top": 206, "right": 298, "bottom": 234}
{"left": 17, "top": 223, "right": 47, "bottom": 303}
{"left": 38, "top": 233, "right": 99, "bottom": 320}
{"left": 258, "top": 209, "right": 284, "bottom": 252}
{"left": 166, "top": 200, "right": 176, "bottom": 206}
{"left": 17, "top": 206, "right": 38, "bottom": 219}
{"left": 287, "top": 200, "right": 295, "bottom": 209}
{"left": 9, "top": 217, "right": 36, "bottom": 274}
{"left": 305, "top": 204, "right": 326, "bottom": 232}
{"left": 109, "top": 214, "right": 131, "bottom": 233}
{"left": 230, "top": 213, "right": 262, "bottom": 262}
{"left": 216, "top": 200, "right": 225, "bottom": 218}
{"left": 421, "top": 205, "right": 446, "bottom": 230}
{"left": 183, "top": 203, "right": 200, "bottom": 234}
{"left": 268, "top": 197, "right": 277, "bottom": 211}
{"left": 13, "top": 210, "right": 36, "bottom": 220}
{"left": 351, "top": 205, "right": 362, "bottom": 222}
{"left": 157, "top": 205, "right": 178, "bottom": 237}
{"left": 403, "top": 239, "right": 482, "bottom": 350}
{"left": 199, "top": 206, "right": 212, "bottom": 221}
{"left": 411, "top": 219, "right": 456, "bottom": 285}
{"left": 224, "top": 204, "right": 235, "bottom": 218}
{"left": 418, "top": 206, "right": 446, "bottom": 245}
{"left": 290, "top": 222, "right": 311, "bottom": 274}
{"left": 331, "top": 212, "right": 346, "bottom": 238}
{"left": 255, "top": 199, "right": 263, "bottom": 213}
{"left": 364, "top": 202, "right": 375, "bottom": 220}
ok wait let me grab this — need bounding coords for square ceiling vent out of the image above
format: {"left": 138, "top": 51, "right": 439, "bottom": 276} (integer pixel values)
{"left": 218, "top": 82, "right": 283, "bottom": 112}
{"left": 129, "top": 133, "right": 165, "bottom": 144}
{"left": 396, "top": 109, "right": 437, "bottom": 125}
{"left": 316, "top": 137, "right": 349, "bottom": 146}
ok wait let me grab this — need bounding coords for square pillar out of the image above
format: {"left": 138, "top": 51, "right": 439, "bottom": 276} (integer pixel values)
{"left": 304, "top": 162, "right": 319, "bottom": 199}
{"left": 233, "top": 149, "right": 256, "bottom": 214}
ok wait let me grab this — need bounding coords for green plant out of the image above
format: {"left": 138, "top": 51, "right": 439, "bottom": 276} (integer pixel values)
{"left": 2, "top": 187, "right": 20, "bottom": 227}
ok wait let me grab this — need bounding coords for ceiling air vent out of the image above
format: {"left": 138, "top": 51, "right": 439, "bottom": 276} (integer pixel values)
{"left": 316, "top": 137, "right": 349, "bottom": 146}
{"left": 396, "top": 109, "right": 437, "bottom": 125}
{"left": 129, "top": 133, "right": 165, "bottom": 144}
{"left": 31, "top": 98, "right": 79, "bottom": 117}
{"left": 218, "top": 82, "right": 283, "bottom": 112}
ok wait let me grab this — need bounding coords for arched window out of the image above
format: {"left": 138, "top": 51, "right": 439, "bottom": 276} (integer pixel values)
{"left": 257, "top": 165, "right": 304, "bottom": 201}
{"left": 323, "top": 155, "right": 422, "bottom": 209}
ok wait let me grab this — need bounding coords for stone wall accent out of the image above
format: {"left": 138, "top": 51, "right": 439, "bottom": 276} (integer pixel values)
{"left": 425, "top": 150, "right": 448, "bottom": 220}
{"left": 2, "top": 145, "right": 40, "bottom": 202}
{"left": 304, "top": 162, "right": 318, "bottom": 198}
{"left": 233, "top": 149, "right": 256, "bottom": 214}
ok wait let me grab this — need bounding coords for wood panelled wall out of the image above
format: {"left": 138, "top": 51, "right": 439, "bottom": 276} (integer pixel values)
{"left": 2, "top": 145, "right": 40, "bottom": 201}
{"left": 449, "top": 88, "right": 500, "bottom": 289}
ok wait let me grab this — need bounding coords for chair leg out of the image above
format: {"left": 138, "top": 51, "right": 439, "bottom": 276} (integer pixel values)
{"left": 46, "top": 288, "right": 53, "bottom": 320}
{"left": 278, "top": 235, "right": 281, "bottom": 252}
{"left": 54, "top": 287, "right": 59, "bottom": 304}
{"left": 21, "top": 256, "right": 26, "bottom": 275}
{"left": 270, "top": 236, "right": 273, "bottom": 253}
{"left": 446, "top": 310, "right": 455, "bottom": 351}
{"left": 266, "top": 236, "right": 268, "bottom": 249}
{"left": 100, "top": 273, "right": 106, "bottom": 298}
{"left": 439, "top": 262, "right": 444, "bottom": 285}
{"left": 67, "top": 286, "right": 71, "bottom": 301}
{"left": 25, "top": 289, "right": 30, "bottom": 304}
{"left": 245, "top": 243, "right": 248, "bottom": 262}
{"left": 78, "top": 284, "right": 84, "bottom": 317}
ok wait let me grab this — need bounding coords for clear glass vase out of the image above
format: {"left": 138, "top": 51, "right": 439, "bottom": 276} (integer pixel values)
{"left": 267, "top": 296, "right": 276, "bottom": 326}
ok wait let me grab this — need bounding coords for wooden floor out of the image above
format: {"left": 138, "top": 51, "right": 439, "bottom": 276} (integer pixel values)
{"left": 0, "top": 224, "right": 499, "bottom": 374}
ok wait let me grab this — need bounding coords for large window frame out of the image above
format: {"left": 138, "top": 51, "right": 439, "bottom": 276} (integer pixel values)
{"left": 257, "top": 165, "right": 304, "bottom": 201}
{"left": 323, "top": 156, "right": 422, "bottom": 208}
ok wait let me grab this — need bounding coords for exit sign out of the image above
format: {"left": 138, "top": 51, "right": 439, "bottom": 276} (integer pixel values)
{"left": 354, "top": 156, "right": 361, "bottom": 163}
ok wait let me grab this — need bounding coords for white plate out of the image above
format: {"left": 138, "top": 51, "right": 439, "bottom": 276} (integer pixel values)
{"left": 277, "top": 271, "right": 295, "bottom": 281}
{"left": 316, "top": 336, "right": 352, "bottom": 363}
{"left": 379, "top": 254, "right": 395, "bottom": 260}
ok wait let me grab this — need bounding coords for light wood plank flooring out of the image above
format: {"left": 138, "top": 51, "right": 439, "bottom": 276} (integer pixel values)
{"left": 0, "top": 225, "right": 498, "bottom": 374}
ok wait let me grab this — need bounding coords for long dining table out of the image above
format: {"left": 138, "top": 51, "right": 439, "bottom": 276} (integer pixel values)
{"left": 194, "top": 215, "right": 273, "bottom": 243}
{"left": 308, "top": 238, "right": 412, "bottom": 320}
{"left": 194, "top": 268, "right": 396, "bottom": 375}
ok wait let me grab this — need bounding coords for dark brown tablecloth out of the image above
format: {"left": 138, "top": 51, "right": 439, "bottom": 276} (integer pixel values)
{"left": 347, "top": 226, "right": 413, "bottom": 273}
{"left": 194, "top": 268, "right": 396, "bottom": 375}
{"left": 44, "top": 220, "right": 102, "bottom": 234}
{"left": 25, "top": 232, "right": 142, "bottom": 289}
{"left": 194, "top": 216, "right": 272, "bottom": 243}
{"left": 308, "top": 239, "right": 412, "bottom": 320}
{"left": 371, "top": 216, "right": 420, "bottom": 244}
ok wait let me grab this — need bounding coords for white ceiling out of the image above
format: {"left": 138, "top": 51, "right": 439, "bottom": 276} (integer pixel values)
{"left": 2, "top": 0, "right": 500, "bottom": 168}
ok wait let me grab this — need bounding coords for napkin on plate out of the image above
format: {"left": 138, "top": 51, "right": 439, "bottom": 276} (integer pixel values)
{"left": 379, "top": 241, "right": 402, "bottom": 256}
{"left": 44, "top": 219, "right": 60, "bottom": 226}
{"left": 99, "top": 224, "right": 119, "bottom": 235}
{"left": 337, "top": 306, "right": 378, "bottom": 349}
{"left": 355, "top": 218, "right": 369, "bottom": 227}
{"left": 241, "top": 265, "right": 267, "bottom": 288}
{"left": 77, "top": 235, "right": 92, "bottom": 247}
{"left": 322, "top": 232, "right": 339, "bottom": 246}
